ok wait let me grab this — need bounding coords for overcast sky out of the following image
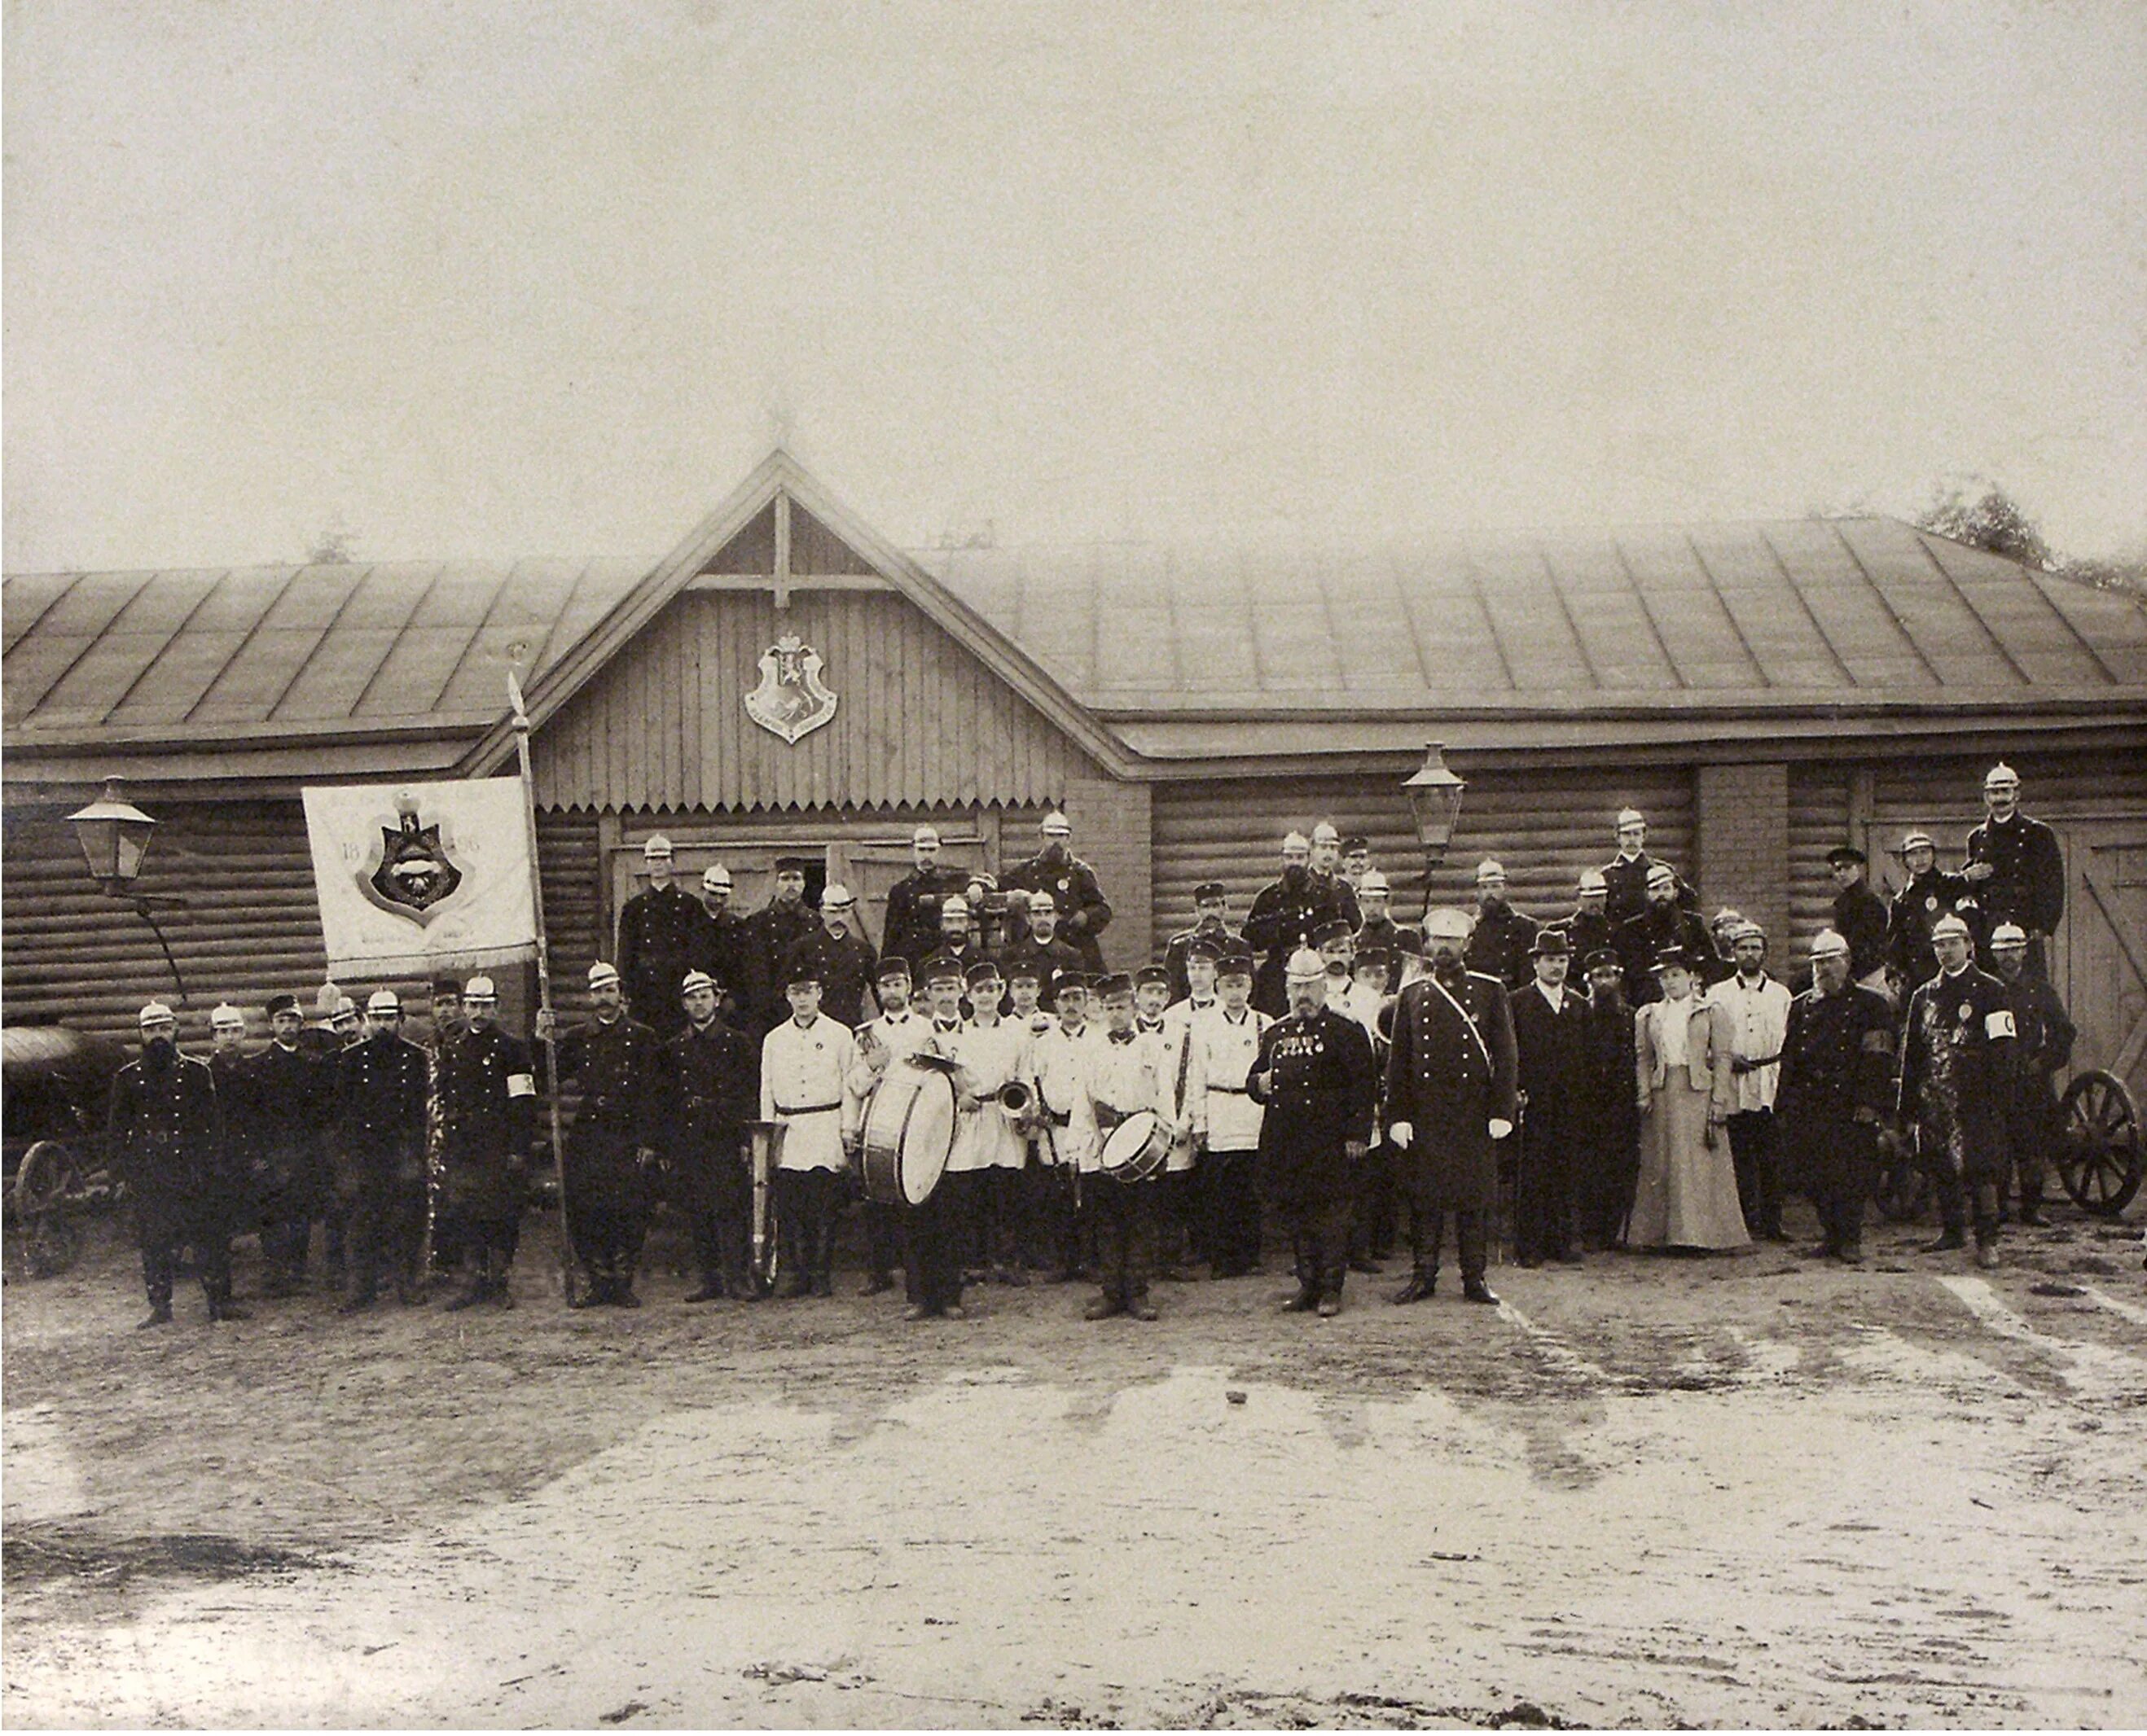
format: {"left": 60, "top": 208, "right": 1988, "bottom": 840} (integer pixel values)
{"left": 5, "top": 0, "right": 2142, "bottom": 572}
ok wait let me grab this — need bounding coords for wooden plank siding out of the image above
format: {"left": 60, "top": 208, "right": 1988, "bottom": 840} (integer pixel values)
{"left": 529, "top": 590, "right": 1096, "bottom": 813}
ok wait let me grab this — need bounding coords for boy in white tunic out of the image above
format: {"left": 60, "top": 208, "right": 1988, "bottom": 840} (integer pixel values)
{"left": 1086, "top": 974, "right": 1171, "bottom": 1321}
{"left": 1136, "top": 964, "right": 1204, "bottom": 1278}
{"left": 759, "top": 965, "right": 858, "bottom": 1297}
{"left": 1026, "top": 971, "right": 1098, "bottom": 1283}
{"left": 848, "top": 955, "right": 931, "bottom": 1295}
{"left": 951, "top": 959, "right": 1030, "bottom": 1285}
{"left": 1191, "top": 950, "right": 1272, "bottom": 1277}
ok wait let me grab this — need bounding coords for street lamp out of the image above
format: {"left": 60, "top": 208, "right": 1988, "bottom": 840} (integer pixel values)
{"left": 1401, "top": 743, "right": 1467, "bottom": 918}
{"left": 67, "top": 777, "right": 189, "bottom": 1003}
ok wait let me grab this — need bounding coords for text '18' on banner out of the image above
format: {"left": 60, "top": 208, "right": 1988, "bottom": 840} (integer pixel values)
{"left": 302, "top": 779, "right": 537, "bottom": 980}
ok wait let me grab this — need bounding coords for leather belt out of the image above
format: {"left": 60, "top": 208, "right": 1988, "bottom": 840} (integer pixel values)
{"left": 775, "top": 1100, "right": 841, "bottom": 1116}
{"left": 1209, "top": 1084, "right": 1250, "bottom": 1095}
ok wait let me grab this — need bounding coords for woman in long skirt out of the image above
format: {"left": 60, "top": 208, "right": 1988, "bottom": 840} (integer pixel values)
{"left": 1628, "top": 949, "right": 1748, "bottom": 1251}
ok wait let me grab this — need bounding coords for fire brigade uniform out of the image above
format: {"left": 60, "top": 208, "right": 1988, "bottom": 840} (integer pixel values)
{"left": 108, "top": 1030, "right": 234, "bottom": 1322}
{"left": 663, "top": 1009, "right": 759, "bottom": 1299}
{"left": 435, "top": 1020, "right": 537, "bottom": 1299}
{"left": 331, "top": 1024, "right": 432, "bottom": 1309}
{"left": 760, "top": 1010, "right": 858, "bottom": 1295}
{"left": 555, "top": 1009, "right": 667, "bottom": 1303}
{"left": 1188, "top": 999, "right": 1271, "bottom": 1275}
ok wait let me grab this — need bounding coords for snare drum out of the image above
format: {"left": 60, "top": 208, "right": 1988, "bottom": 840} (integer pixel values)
{"left": 860, "top": 1058, "right": 959, "bottom": 1206}
{"left": 1095, "top": 1109, "right": 1168, "bottom": 1183}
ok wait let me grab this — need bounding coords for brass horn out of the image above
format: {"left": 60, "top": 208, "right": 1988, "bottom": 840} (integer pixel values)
{"left": 994, "top": 1079, "right": 1032, "bottom": 1114}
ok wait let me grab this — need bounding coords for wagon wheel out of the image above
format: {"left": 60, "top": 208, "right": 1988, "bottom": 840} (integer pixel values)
{"left": 10, "top": 1141, "right": 85, "bottom": 1277}
{"left": 1873, "top": 1132, "right": 1930, "bottom": 1223}
{"left": 2057, "top": 1070, "right": 2144, "bottom": 1217}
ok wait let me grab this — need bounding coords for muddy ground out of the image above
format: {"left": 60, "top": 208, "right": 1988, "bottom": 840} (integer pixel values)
{"left": 4, "top": 1203, "right": 2145, "bottom": 1730}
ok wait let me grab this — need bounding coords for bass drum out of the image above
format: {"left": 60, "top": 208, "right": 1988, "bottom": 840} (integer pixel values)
{"left": 860, "top": 1058, "right": 959, "bottom": 1207}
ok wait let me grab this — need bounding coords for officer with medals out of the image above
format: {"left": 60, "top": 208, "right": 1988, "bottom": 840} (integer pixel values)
{"left": 1776, "top": 929, "right": 1895, "bottom": 1264}
{"left": 1248, "top": 948, "right": 1378, "bottom": 1317}
{"left": 1899, "top": 914, "right": 2016, "bottom": 1267}
{"left": 1001, "top": 811, "right": 1115, "bottom": 975}
{"left": 1886, "top": 830, "right": 1981, "bottom": 995}
{"left": 616, "top": 835, "right": 713, "bottom": 1038}
{"left": 1384, "top": 908, "right": 1520, "bottom": 1305}
{"left": 663, "top": 968, "right": 760, "bottom": 1301}
{"left": 541, "top": 962, "right": 667, "bottom": 1307}
{"left": 108, "top": 1002, "right": 236, "bottom": 1327}
{"left": 1963, "top": 763, "right": 2065, "bottom": 981}
{"left": 330, "top": 989, "right": 431, "bottom": 1313}
{"left": 436, "top": 976, "right": 536, "bottom": 1309}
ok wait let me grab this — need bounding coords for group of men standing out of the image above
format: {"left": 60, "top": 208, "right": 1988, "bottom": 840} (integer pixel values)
{"left": 107, "top": 764, "right": 2080, "bottom": 1327}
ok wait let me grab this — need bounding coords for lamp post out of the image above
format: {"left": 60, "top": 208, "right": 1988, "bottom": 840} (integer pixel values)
{"left": 67, "top": 777, "right": 191, "bottom": 1004}
{"left": 1402, "top": 743, "right": 1467, "bottom": 920}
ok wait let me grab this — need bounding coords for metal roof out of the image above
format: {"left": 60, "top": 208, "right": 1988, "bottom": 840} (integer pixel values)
{"left": 7, "top": 505, "right": 2144, "bottom": 779}
{"left": 2, "top": 559, "right": 643, "bottom": 743}
{"left": 915, "top": 519, "right": 2147, "bottom": 715}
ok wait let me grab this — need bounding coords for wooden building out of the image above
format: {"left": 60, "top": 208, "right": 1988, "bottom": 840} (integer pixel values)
{"left": 6, "top": 451, "right": 2145, "bottom": 1100}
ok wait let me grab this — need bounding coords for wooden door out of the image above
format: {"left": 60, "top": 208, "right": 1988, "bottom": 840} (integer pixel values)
{"left": 833, "top": 835, "right": 988, "bottom": 958}
{"left": 2066, "top": 826, "right": 2147, "bottom": 1093}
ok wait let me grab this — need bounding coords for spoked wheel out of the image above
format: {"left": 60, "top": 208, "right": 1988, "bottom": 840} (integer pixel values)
{"left": 1874, "top": 1131, "right": 1930, "bottom": 1222}
{"left": 2057, "top": 1070, "right": 2144, "bottom": 1217}
{"left": 9, "top": 1141, "right": 86, "bottom": 1277}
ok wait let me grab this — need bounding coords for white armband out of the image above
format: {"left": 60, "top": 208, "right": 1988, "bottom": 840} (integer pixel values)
{"left": 1984, "top": 1010, "right": 2015, "bottom": 1041}
{"left": 507, "top": 1072, "right": 537, "bottom": 1098}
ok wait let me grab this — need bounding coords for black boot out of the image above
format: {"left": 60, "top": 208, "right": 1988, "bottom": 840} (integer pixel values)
{"left": 1390, "top": 1268, "right": 1437, "bottom": 1304}
{"left": 443, "top": 1257, "right": 489, "bottom": 1311}
{"left": 1461, "top": 1276, "right": 1499, "bottom": 1304}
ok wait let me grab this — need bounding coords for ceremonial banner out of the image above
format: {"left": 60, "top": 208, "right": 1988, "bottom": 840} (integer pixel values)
{"left": 303, "top": 778, "right": 538, "bottom": 978}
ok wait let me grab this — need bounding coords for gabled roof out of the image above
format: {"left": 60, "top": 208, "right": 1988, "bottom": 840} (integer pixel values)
{"left": 7, "top": 454, "right": 2143, "bottom": 786}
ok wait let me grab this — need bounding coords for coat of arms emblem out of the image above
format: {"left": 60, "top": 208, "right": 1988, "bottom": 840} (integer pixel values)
{"left": 745, "top": 633, "right": 838, "bottom": 744}
{"left": 364, "top": 794, "right": 463, "bottom": 918}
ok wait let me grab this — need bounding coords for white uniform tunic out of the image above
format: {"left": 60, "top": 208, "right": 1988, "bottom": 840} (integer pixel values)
{"left": 1137, "top": 1015, "right": 1205, "bottom": 1173}
{"left": 1706, "top": 971, "right": 1794, "bottom": 1113}
{"left": 1087, "top": 1027, "right": 1171, "bottom": 1177}
{"left": 1027, "top": 1019, "right": 1100, "bottom": 1171}
{"left": 1189, "top": 1003, "right": 1271, "bottom": 1152}
{"left": 760, "top": 1014, "right": 858, "bottom": 1172}
{"left": 1163, "top": 995, "right": 1218, "bottom": 1032}
{"left": 948, "top": 1016, "right": 1030, "bottom": 1173}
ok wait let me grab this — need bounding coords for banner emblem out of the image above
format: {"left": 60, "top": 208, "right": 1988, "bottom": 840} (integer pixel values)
{"left": 367, "top": 796, "right": 464, "bottom": 917}
{"left": 745, "top": 633, "right": 838, "bottom": 744}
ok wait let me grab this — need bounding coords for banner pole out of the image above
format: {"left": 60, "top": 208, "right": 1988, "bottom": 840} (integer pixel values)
{"left": 509, "top": 671, "right": 577, "bottom": 1301}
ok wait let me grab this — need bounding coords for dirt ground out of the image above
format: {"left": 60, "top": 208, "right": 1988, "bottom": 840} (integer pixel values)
{"left": 5, "top": 1201, "right": 2145, "bottom": 1731}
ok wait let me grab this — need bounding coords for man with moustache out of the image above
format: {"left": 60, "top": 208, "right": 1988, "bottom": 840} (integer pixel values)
{"left": 782, "top": 883, "right": 880, "bottom": 1030}
{"left": 1776, "top": 930, "right": 1895, "bottom": 1265}
{"left": 1508, "top": 929, "right": 1590, "bottom": 1267}
{"left": 884, "top": 823, "right": 972, "bottom": 968}
{"left": 738, "top": 857, "right": 822, "bottom": 1038}
{"left": 663, "top": 968, "right": 761, "bottom": 1302}
{"left": 330, "top": 990, "right": 432, "bottom": 1314}
{"left": 1464, "top": 858, "right": 1539, "bottom": 991}
{"left": 1963, "top": 764, "right": 2065, "bottom": 982}
{"left": 1384, "top": 909, "right": 1519, "bottom": 1305}
{"left": 616, "top": 835, "right": 711, "bottom": 1039}
{"left": 1001, "top": 811, "right": 1114, "bottom": 975}
{"left": 108, "top": 1002, "right": 237, "bottom": 1327}
{"left": 1245, "top": 831, "right": 1351, "bottom": 1018}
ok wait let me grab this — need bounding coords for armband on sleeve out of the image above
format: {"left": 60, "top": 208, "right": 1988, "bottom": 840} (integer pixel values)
{"left": 1983, "top": 1010, "right": 2015, "bottom": 1041}
{"left": 507, "top": 1073, "right": 538, "bottom": 1098}
{"left": 1860, "top": 1028, "right": 1894, "bottom": 1056}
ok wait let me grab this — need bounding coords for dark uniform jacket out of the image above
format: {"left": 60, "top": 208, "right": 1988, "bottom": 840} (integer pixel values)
{"left": 1832, "top": 883, "right": 1891, "bottom": 981}
{"left": 884, "top": 864, "right": 973, "bottom": 966}
{"left": 1776, "top": 983, "right": 1895, "bottom": 1196}
{"left": 435, "top": 1024, "right": 536, "bottom": 1222}
{"left": 108, "top": 1046, "right": 226, "bottom": 1230}
{"left": 556, "top": 1015, "right": 666, "bottom": 1155}
{"left": 1244, "top": 872, "right": 1351, "bottom": 1016}
{"left": 1965, "top": 812, "right": 2065, "bottom": 938}
{"left": 1246, "top": 1006, "right": 1377, "bottom": 1207}
{"left": 252, "top": 1041, "right": 331, "bottom": 1201}
{"left": 737, "top": 900, "right": 821, "bottom": 1036}
{"left": 208, "top": 1049, "right": 261, "bottom": 1190}
{"left": 664, "top": 1016, "right": 759, "bottom": 1160}
{"left": 1549, "top": 909, "right": 1617, "bottom": 975}
{"left": 1887, "top": 870, "right": 1981, "bottom": 990}
{"left": 1583, "top": 995, "right": 1640, "bottom": 1146}
{"left": 692, "top": 908, "right": 752, "bottom": 1002}
{"left": 331, "top": 1031, "right": 431, "bottom": 1177}
{"left": 1465, "top": 903, "right": 1540, "bottom": 991}
{"left": 1000, "top": 850, "right": 1114, "bottom": 974}
{"left": 782, "top": 927, "right": 880, "bottom": 1029}
{"left": 1164, "top": 918, "right": 1244, "bottom": 1003}
{"left": 1601, "top": 853, "right": 1698, "bottom": 928}
{"left": 2001, "top": 973, "right": 2075, "bottom": 1094}
{"left": 1311, "top": 871, "right": 1362, "bottom": 932}
{"left": 617, "top": 883, "right": 714, "bottom": 1036}
{"left": 1899, "top": 965, "right": 2015, "bottom": 1183}
{"left": 997, "top": 933, "right": 1086, "bottom": 1009}
{"left": 1617, "top": 903, "right": 1715, "bottom": 1006}
{"left": 1509, "top": 981, "right": 1592, "bottom": 1138}
{"left": 1383, "top": 967, "right": 1520, "bottom": 1212}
